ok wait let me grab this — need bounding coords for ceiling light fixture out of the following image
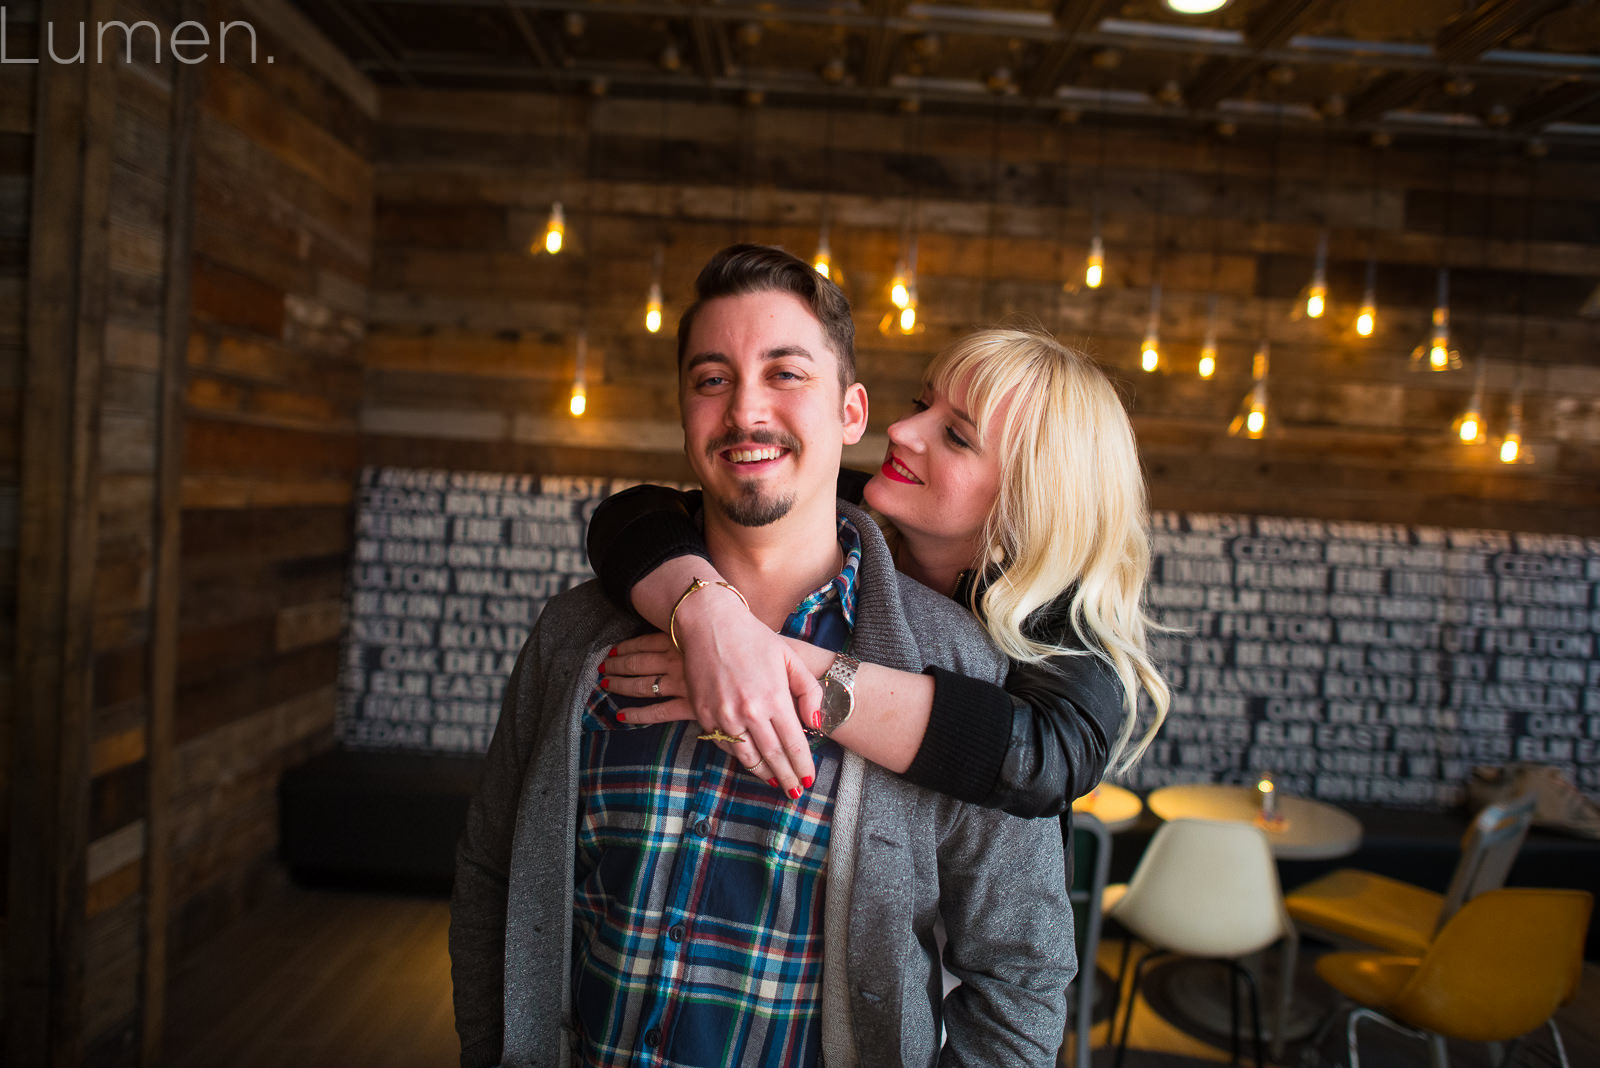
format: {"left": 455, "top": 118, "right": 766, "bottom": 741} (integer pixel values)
{"left": 1164, "top": 0, "right": 1230, "bottom": 12}
{"left": 569, "top": 332, "right": 588, "bottom": 417}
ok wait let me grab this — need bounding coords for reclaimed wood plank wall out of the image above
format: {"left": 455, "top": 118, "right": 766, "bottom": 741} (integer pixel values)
{"left": 6, "top": 0, "right": 373, "bottom": 1062}
{"left": 367, "top": 92, "right": 1600, "bottom": 532}
{"left": 171, "top": 0, "right": 373, "bottom": 979}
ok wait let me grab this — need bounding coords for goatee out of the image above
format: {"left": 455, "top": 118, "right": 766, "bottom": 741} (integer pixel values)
{"left": 703, "top": 428, "right": 802, "bottom": 528}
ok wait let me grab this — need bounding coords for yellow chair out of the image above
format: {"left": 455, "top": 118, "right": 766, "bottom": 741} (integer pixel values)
{"left": 1285, "top": 795, "right": 1535, "bottom": 957}
{"left": 1314, "top": 887, "right": 1591, "bottom": 1068}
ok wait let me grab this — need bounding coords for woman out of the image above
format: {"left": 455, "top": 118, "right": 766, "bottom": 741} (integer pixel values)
{"left": 586, "top": 324, "right": 1169, "bottom": 815}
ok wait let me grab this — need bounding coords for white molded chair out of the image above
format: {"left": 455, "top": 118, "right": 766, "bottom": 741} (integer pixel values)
{"left": 1103, "top": 818, "right": 1298, "bottom": 1068}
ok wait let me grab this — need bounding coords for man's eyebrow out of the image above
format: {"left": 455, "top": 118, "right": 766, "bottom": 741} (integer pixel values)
{"left": 684, "top": 346, "right": 818, "bottom": 372}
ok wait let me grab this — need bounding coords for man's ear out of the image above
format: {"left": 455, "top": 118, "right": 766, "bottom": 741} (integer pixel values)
{"left": 841, "top": 382, "right": 869, "bottom": 446}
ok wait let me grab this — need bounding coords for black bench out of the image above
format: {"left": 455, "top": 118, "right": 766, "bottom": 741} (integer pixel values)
{"left": 278, "top": 748, "right": 484, "bottom": 892}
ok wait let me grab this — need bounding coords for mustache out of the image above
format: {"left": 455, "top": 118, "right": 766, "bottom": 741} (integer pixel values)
{"left": 704, "top": 428, "right": 802, "bottom": 457}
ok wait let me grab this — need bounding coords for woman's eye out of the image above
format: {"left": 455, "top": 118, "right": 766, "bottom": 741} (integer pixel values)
{"left": 910, "top": 397, "right": 929, "bottom": 413}
{"left": 695, "top": 375, "right": 729, "bottom": 390}
{"left": 945, "top": 427, "right": 972, "bottom": 450}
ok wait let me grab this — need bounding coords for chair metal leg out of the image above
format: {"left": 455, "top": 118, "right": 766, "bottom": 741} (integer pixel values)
{"left": 1548, "top": 1018, "right": 1572, "bottom": 1068}
{"left": 1426, "top": 1032, "right": 1449, "bottom": 1068}
{"left": 1344, "top": 1004, "right": 1369, "bottom": 1068}
{"left": 1229, "top": 959, "right": 1264, "bottom": 1068}
{"left": 1228, "top": 961, "right": 1241, "bottom": 1065}
{"left": 1301, "top": 999, "right": 1348, "bottom": 1068}
{"left": 1272, "top": 928, "right": 1299, "bottom": 1062}
{"left": 1114, "top": 947, "right": 1168, "bottom": 1068}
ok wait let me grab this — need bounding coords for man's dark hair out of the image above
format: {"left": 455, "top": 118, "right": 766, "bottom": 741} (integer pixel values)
{"left": 676, "top": 243, "right": 857, "bottom": 388}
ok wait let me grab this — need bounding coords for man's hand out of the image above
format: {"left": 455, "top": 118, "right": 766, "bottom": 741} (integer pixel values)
{"left": 602, "top": 611, "right": 823, "bottom": 798}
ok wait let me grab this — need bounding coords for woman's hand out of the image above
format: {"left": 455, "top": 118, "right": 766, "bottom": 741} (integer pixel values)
{"left": 602, "top": 609, "right": 823, "bottom": 798}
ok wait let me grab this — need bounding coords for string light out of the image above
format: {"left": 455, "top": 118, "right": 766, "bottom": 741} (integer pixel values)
{"left": 890, "top": 260, "right": 911, "bottom": 309}
{"left": 1198, "top": 294, "right": 1219, "bottom": 379}
{"left": 1453, "top": 363, "right": 1487, "bottom": 443}
{"left": 643, "top": 245, "right": 664, "bottom": 333}
{"left": 1304, "top": 230, "right": 1328, "bottom": 319}
{"left": 1085, "top": 232, "right": 1104, "bottom": 289}
{"left": 813, "top": 224, "right": 832, "bottom": 279}
{"left": 1140, "top": 283, "right": 1161, "bottom": 373}
{"left": 1355, "top": 257, "right": 1377, "bottom": 337}
{"left": 1228, "top": 343, "right": 1269, "bottom": 439}
{"left": 541, "top": 201, "right": 565, "bottom": 255}
{"left": 569, "top": 331, "right": 588, "bottom": 417}
{"left": 1412, "top": 268, "right": 1461, "bottom": 371}
{"left": 899, "top": 284, "right": 918, "bottom": 333}
{"left": 1500, "top": 395, "right": 1527, "bottom": 464}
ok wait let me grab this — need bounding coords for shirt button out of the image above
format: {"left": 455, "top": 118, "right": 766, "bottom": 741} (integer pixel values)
{"left": 692, "top": 818, "right": 711, "bottom": 836}
{"left": 644, "top": 1028, "right": 662, "bottom": 1048}
{"left": 668, "top": 923, "right": 687, "bottom": 942}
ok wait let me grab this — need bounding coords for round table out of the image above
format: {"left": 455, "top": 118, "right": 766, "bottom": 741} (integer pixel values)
{"left": 1071, "top": 782, "right": 1143, "bottom": 832}
{"left": 1146, "top": 782, "right": 1363, "bottom": 860}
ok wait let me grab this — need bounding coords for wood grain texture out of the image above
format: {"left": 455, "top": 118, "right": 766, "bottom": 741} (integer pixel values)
{"left": 8, "top": 2, "right": 118, "bottom": 1060}
{"left": 366, "top": 89, "right": 1600, "bottom": 533}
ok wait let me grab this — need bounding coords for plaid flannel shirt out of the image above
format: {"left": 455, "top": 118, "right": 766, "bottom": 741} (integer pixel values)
{"left": 572, "top": 517, "right": 862, "bottom": 1068}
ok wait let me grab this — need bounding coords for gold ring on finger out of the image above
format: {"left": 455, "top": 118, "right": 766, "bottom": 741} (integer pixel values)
{"left": 697, "top": 728, "right": 747, "bottom": 745}
{"left": 745, "top": 756, "right": 768, "bottom": 774}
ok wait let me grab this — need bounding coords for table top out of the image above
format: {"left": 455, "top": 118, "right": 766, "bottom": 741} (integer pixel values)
{"left": 1146, "top": 782, "right": 1364, "bottom": 860}
{"left": 1071, "top": 782, "right": 1144, "bottom": 833}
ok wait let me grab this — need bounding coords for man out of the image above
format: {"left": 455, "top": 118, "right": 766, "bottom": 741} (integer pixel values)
{"left": 450, "top": 244, "right": 1072, "bottom": 1068}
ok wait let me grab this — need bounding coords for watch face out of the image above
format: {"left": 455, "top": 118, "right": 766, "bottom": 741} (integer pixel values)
{"left": 819, "top": 677, "right": 853, "bottom": 730}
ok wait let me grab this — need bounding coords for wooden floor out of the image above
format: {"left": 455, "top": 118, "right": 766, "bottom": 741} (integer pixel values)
{"left": 158, "top": 880, "right": 1600, "bottom": 1067}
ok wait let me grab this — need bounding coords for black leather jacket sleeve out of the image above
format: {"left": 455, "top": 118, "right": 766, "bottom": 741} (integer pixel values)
{"left": 583, "top": 479, "right": 1122, "bottom": 818}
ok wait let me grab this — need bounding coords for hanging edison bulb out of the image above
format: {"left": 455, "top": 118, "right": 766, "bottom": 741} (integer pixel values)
{"left": 1228, "top": 343, "right": 1269, "bottom": 438}
{"left": 569, "top": 332, "right": 588, "bottom": 417}
{"left": 898, "top": 283, "right": 918, "bottom": 334}
{"left": 644, "top": 282, "right": 663, "bottom": 334}
{"left": 889, "top": 260, "right": 911, "bottom": 309}
{"left": 1354, "top": 257, "right": 1377, "bottom": 337}
{"left": 813, "top": 224, "right": 832, "bottom": 279}
{"left": 1412, "top": 268, "right": 1461, "bottom": 371}
{"left": 1304, "top": 230, "right": 1329, "bottom": 319}
{"left": 643, "top": 246, "right": 664, "bottom": 333}
{"left": 1452, "top": 364, "right": 1487, "bottom": 443}
{"left": 1198, "top": 295, "right": 1219, "bottom": 379}
{"left": 541, "top": 201, "right": 566, "bottom": 255}
{"left": 1085, "top": 233, "right": 1105, "bottom": 289}
{"left": 1500, "top": 399, "right": 1525, "bottom": 463}
{"left": 1140, "top": 283, "right": 1161, "bottom": 373}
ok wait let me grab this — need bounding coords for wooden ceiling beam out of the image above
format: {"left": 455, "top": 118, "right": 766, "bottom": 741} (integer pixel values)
{"left": 1180, "top": 0, "right": 1328, "bottom": 110}
{"left": 502, "top": 1, "right": 559, "bottom": 78}
{"left": 859, "top": 0, "right": 906, "bottom": 92}
{"left": 1511, "top": 81, "right": 1600, "bottom": 134}
{"left": 1022, "top": 0, "right": 1119, "bottom": 100}
{"left": 1435, "top": 0, "right": 1571, "bottom": 64}
{"left": 326, "top": 0, "right": 420, "bottom": 88}
{"left": 1344, "top": 70, "right": 1439, "bottom": 123}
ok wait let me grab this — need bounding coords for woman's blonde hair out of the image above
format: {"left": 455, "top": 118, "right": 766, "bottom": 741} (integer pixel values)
{"left": 923, "top": 323, "right": 1169, "bottom": 773}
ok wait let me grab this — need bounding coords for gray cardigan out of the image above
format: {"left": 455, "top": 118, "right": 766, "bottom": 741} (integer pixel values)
{"left": 450, "top": 503, "right": 1074, "bottom": 1067}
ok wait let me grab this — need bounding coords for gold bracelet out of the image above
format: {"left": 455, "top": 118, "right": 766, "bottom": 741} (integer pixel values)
{"left": 669, "top": 577, "right": 749, "bottom": 650}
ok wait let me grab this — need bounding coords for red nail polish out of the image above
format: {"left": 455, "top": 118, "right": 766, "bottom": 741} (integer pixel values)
{"left": 597, "top": 662, "right": 606, "bottom": 675}
{"left": 609, "top": 647, "right": 617, "bottom": 655}
{"left": 767, "top": 779, "right": 779, "bottom": 788}
{"left": 811, "top": 710, "right": 823, "bottom": 730}
{"left": 615, "top": 711, "right": 626, "bottom": 723}
{"left": 802, "top": 776, "right": 814, "bottom": 789}
{"left": 787, "top": 787, "right": 802, "bottom": 800}
{"left": 599, "top": 678, "right": 609, "bottom": 689}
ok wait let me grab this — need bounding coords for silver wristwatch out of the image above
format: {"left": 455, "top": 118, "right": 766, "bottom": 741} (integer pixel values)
{"left": 811, "top": 651, "right": 861, "bottom": 737}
